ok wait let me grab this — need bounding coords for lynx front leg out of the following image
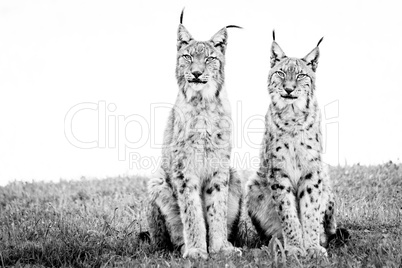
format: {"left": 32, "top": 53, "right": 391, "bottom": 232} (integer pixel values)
{"left": 174, "top": 173, "right": 208, "bottom": 259}
{"left": 271, "top": 175, "right": 305, "bottom": 256}
{"left": 148, "top": 171, "right": 184, "bottom": 250}
{"left": 246, "top": 173, "right": 282, "bottom": 244}
{"left": 205, "top": 169, "right": 237, "bottom": 255}
{"left": 298, "top": 171, "right": 327, "bottom": 257}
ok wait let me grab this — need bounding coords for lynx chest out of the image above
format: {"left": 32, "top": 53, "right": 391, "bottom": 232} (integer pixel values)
{"left": 172, "top": 102, "right": 232, "bottom": 177}
{"left": 273, "top": 129, "right": 321, "bottom": 187}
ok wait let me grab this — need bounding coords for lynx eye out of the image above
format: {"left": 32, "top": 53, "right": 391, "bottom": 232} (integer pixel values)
{"left": 205, "top": 56, "right": 217, "bottom": 63}
{"left": 275, "top": 71, "right": 286, "bottom": 79}
{"left": 297, "top": 73, "right": 307, "bottom": 80}
{"left": 182, "top": 54, "right": 192, "bottom": 61}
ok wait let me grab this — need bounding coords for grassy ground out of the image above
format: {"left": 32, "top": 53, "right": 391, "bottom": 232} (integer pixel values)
{"left": 1, "top": 163, "right": 401, "bottom": 267}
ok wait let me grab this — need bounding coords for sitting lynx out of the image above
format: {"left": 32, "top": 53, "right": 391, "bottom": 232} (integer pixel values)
{"left": 246, "top": 32, "right": 338, "bottom": 257}
{"left": 147, "top": 12, "right": 242, "bottom": 259}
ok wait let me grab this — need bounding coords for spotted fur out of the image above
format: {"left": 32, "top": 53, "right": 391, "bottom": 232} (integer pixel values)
{"left": 147, "top": 17, "right": 242, "bottom": 259}
{"left": 246, "top": 32, "right": 337, "bottom": 257}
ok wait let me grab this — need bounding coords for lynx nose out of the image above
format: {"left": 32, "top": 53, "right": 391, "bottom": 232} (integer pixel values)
{"left": 192, "top": 71, "right": 202, "bottom": 79}
{"left": 285, "top": 88, "right": 295, "bottom": 95}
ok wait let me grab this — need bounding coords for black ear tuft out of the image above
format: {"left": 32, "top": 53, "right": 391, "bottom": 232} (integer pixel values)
{"left": 317, "top": 37, "right": 324, "bottom": 47}
{"left": 180, "top": 8, "right": 184, "bottom": 24}
{"left": 272, "top": 30, "right": 275, "bottom": 41}
{"left": 225, "top": 25, "right": 242, "bottom": 29}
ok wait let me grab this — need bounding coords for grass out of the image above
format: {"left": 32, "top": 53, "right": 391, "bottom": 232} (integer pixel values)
{"left": 0, "top": 163, "right": 401, "bottom": 267}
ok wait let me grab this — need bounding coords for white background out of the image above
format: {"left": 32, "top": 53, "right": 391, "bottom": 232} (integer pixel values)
{"left": 1, "top": 0, "right": 401, "bottom": 186}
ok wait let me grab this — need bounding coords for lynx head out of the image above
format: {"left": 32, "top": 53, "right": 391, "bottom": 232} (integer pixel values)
{"left": 175, "top": 13, "right": 239, "bottom": 101}
{"left": 268, "top": 31, "right": 323, "bottom": 112}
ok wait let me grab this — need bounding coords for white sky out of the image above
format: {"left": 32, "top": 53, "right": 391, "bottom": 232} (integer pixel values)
{"left": 1, "top": 0, "right": 401, "bottom": 186}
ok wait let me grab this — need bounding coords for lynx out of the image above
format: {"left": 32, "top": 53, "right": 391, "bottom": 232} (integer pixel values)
{"left": 147, "top": 12, "right": 241, "bottom": 259}
{"left": 246, "top": 32, "right": 338, "bottom": 257}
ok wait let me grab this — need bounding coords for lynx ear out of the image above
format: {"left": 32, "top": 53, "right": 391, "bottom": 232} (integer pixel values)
{"left": 177, "top": 24, "right": 193, "bottom": 51}
{"left": 302, "top": 37, "right": 323, "bottom": 72}
{"left": 210, "top": 27, "right": 228, "bottom": 54}
{"left": 271, "top": 42, "right": 286, "bottom": 68}
{"left": 271, "top": 31, "right": 286, "bottom": 68}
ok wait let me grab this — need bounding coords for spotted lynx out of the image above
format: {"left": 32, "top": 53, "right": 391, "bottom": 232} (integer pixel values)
{"left": 246, "top": 32, "right": 337, "bottom": 257}
{"left": 147, "top": 13, "right": 242, "bottom": 259}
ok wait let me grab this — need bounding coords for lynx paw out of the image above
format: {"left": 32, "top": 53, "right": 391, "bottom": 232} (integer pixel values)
{"left": 285, "top": 245, "right": 306, "bottom": 258}
{"left": 183, "top": 247, "right": 208, "bottom": 260}
{"left": 219, "top": 245, "right": 242, "bottom": 257}
{"left": 209, "top": 241, "right": 241, "bottom": 256}
{"left": 306, "top": 245, "right": 328, "bottom": 258}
